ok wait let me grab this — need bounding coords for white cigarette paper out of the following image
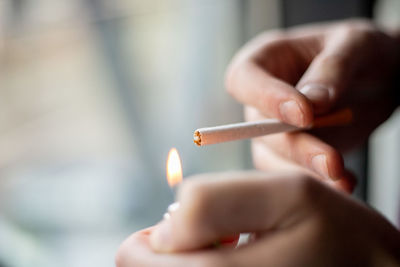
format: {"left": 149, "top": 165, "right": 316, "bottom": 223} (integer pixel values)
{"left": 194, "top": 108, "right": 353, "bottom": 146}
{"left": 194, "top": 119, "right": 301, "bottom": 146}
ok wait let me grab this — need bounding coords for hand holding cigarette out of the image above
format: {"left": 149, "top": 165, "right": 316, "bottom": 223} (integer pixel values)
{"left": 222, "top": 19, "right": 399, "bottom": 184}
{"left": 116, "top": 19, "right": 400, "bottom": 267}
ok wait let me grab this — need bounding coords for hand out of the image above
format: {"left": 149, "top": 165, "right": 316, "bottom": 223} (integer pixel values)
{"left": 225, "top": 19, "right": 400, "bottom": 185}
{"left": 116, "top": 172, "right": 400, "bottom": 267}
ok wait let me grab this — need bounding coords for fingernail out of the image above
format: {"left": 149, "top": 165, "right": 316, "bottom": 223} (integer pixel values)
{"left": 279, "top": 100, "right": 305, "bottom": 127}
{"left": 299, "top": 84, "right": 332, "bottom": 111}
{"left": 150, "top": 220, "right": 173, "bottom": 252}
{"left": 311, "top": 154, "right": 332, "bottom": 180}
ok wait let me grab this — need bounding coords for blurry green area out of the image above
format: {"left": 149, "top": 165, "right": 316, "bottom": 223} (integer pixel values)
{"left": 0, "top": 1, "right": 281, "bottom": 266}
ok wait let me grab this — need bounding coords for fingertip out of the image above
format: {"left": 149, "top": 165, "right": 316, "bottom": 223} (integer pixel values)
{"left": 299, "top": 83, "right": 335, "bottom": 114}
{"left": 330, "top": 172, "right": 357, "bottom": 194}
{"left": 300, "top": 137, "right": 343, "bottom": 181}
{"left": 299, "top": 96, "right": 315, "bottom": 127}
{"left": 324, "top": 148, "right": 345, "bottom": 180}
{"left": 279, "top": 97, "right": 313, "bottom": 128}
{"left": 340, "top": 169, "right": 358, "bottom": 194}
{"left": 311, "top": 149, "right": 344, "bottom": 182}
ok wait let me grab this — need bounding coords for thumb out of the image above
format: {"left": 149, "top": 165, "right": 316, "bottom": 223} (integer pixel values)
{"left": 297, "top": 33, "right": 362, "bottom": 114}
{"left": 149, "top": 171, "right": 328, "bottom": 253}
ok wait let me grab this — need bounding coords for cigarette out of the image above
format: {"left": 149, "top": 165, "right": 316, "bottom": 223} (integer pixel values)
{"left": 194, "top": 108, "right": 352, "bottom": 146}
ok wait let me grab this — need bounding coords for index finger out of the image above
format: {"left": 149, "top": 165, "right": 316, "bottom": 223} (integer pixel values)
{"left": 226, "top": 60, "right": 313, "bottom": 127}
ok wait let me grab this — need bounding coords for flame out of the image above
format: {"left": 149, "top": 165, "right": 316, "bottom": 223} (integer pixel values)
{"left": 166, "top": 148, "right": 182, "bottom": 187}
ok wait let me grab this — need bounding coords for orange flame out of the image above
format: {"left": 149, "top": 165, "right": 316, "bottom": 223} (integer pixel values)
{"left": 166, "top": 148, "right": 182, "bottom": 187}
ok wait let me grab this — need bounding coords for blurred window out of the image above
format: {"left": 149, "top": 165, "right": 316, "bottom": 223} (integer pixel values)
{"left": 0, "top": 1, "right": 279, "bottom": 266}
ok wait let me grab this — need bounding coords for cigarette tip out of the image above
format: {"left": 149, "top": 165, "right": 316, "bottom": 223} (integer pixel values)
{"left": 193, "top": 130, "right": 201, "bottom": 146}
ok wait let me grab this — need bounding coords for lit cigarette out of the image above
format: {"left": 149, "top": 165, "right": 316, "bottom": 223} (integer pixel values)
{"left": 194, "top": 108, "right": 352, "bottom": 146}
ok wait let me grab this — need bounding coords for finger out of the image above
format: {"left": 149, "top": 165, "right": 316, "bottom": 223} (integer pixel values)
{"left": 245, "top": 105, "right": 344, "bottom": 180}
{"left": 251, "top": 140, "right": 355, "bottom": 193}
{"left": 328, "top": 169, "right": 357, "bottom": 194}
{"left": 224, "top": 218, "right": 321, "bottom": 267}
{"left": 150, "top": 172, "right": 329, "bottom": 252}
{"left": 297, "top": 25, "right": 372, "bottom": 114}
{"left": 116, "top": 227, "right": 228, "bottom": 267}
{"left": 259, "top": 132, "right": 344, "bottom": 181}
{"left": 245, "top": 106, "right": 344, "bottom": 180}
{"left": 116, "top": 222, "right": 320, "bottom": 267}
{"left": 226, "top": 60, "right": 313, "bottom": 127}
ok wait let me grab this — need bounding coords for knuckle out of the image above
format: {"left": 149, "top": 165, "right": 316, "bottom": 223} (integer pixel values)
{"left": 350, "top": 27, "right": 376, "bottom": 43}
{"left": 335, "top": 20, "right": 376, "bottom": 44}
{"left": 224, "top": 32, "right": 284, "bottom": 97}
{"left": 224, "top": 61, "right": 247, "bottom": 97}
{"left": 345, "top": 18, "right": 371, "bottom": 29}
{"left": 337, "top": 18, "right": 371, "bottom": 33}
{"left": 224, "top": 48, "right": 254, "bottom": 96}
{"left": 224, "top": 63, "right": 236, "bottom": 94}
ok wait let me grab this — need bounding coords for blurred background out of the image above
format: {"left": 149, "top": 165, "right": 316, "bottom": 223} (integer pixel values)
{"left": 0, "top": 0, "right": 398, "bottom": 266}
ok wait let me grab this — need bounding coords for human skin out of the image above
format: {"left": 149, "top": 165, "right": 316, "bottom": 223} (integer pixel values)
{"left": 224, "top": 19, "right": 400, "bottom": 186}
{"left": 115, "top": 19, "right": 400, "bottom": 266}
{"left": 116, "top": 172, "right": 400, "bottom": 267}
